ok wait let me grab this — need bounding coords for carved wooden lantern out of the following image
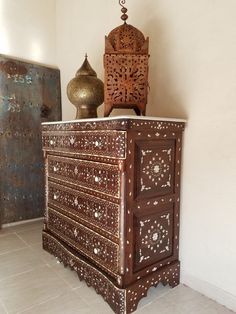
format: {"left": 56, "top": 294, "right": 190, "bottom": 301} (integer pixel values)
{"left": 104, "top": 0, "right": 149, "bottom": 117}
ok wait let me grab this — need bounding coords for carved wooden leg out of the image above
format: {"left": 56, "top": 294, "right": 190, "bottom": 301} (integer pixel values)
{"left": 168, "top": 265, "right": 180, "bottom": 288}
{"left": 126, "top": 262, "right": 180, "bottom": 313}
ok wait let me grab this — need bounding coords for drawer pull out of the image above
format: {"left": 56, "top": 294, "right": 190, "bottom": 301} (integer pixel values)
{"left": 93, "top": 248, "right": 100, "bottom": 255}
{"left": 94, "top": 176, "right": 100, "bottom": 183}
{"left": 49, "top": 140, "right": 55, "bottom": 145}
{"left": 69, "top": 137, "right": 76, "bottom": 145}
{"left": 94, "top": 141, "right": 101, "bottom": 147}
{"left": 94, "top": 212, "right": 100, "bottom": 218}
{"left": 53, "top": 193, "right": 59, "bottom": 200}
{"left": 53, "top": 166, "right": 58, "bottom": 172}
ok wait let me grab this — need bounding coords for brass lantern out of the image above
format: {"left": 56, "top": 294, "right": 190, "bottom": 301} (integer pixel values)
{"left": 67, "top": 55, "right": 104, "bottom": 119}
{"left": 104, "top": 0, "right": 149, "bottom": 117}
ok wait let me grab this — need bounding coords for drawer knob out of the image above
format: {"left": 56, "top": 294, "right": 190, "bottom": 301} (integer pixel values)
{"left": 94, "top": 176, "right": 100, "bottom": 183}
{"left": 49, "top": 140, "right": 55, "bottom": 145}
{"left": 69, "top": 137, "right": 76, "bottom": 145}
{"left": 95, "top": 141, "right": 100, "bottom": 147}
{"left": 53, "top": 166, "right": 58, "bottom": 172}
{"left": 93, "top": 248, "right": 100, "bottom": 255}
{"left": 53, "top": 193, "right": 59, "bottom": 200}
{"left": 94, "top": 212, "right": 100, "bottom": 218}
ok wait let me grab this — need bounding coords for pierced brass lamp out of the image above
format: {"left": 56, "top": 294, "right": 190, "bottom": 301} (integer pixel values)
{"left": 67, "top": 55, "right": 104, "bottom": 119}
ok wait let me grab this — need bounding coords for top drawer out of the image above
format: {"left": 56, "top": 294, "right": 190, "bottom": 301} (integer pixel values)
{"left": 42, "top": 130, "right": 126, "bottom": 159}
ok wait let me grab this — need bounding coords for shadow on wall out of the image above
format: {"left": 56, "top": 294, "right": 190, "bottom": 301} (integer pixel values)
{"left": 136, "top": 4, "right": 187, "bottom": 120}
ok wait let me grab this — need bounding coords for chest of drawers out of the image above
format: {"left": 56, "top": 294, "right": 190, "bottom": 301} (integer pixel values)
{"left": 42, "top": 116, "right": 185, "bottom": 313}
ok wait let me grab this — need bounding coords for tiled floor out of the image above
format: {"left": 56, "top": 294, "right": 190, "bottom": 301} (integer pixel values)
{"left": 0, "top": 220, "right": 234, "bottom": 314}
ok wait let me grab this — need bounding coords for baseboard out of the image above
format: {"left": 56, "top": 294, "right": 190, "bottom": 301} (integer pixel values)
{"left": 2, "top": 217, "right": 43, "bottom": 228}
{"left": 181, "top": 271, "right": 236, "bottom": 312}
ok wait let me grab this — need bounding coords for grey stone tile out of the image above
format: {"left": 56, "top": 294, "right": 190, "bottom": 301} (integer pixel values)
{"left": 1, "top": 220, "right": 43, "bottom": 236}
{"left": 0, "top": 301, "right": 7, "bottom": 314}
{"left": 137, "top": 285, "right": 235, "bottom": 314}
{"left": 0, "top": 233, "right": 27, "bottom": 255}
{"left": 16, "top": 227, "right": 43, "bottom": 245}
{"left": 20, "top": 290, "right": 89, "bottom": 314}
{"left": 185, "top": 299, "right": 235, "bottom": 314}
{"left": 0, "top": 247, "right": 45, "bottom": 281}
{"left": 50, "top": 262, "right": 84, "bottom": 289}
{"left": 0, "top": 265, "right": 69, "bottom": 313}
{"left": 29, "top": 242, "right": 59, "bottom": 266}
{"left": 137, "top": 284, "right": 171, "bottom": 309}
{"left": 88, "top": 299, "right": 114, "bottom": 314}
{"left": 75, "top": 283, "right": 102, "bottom": 304}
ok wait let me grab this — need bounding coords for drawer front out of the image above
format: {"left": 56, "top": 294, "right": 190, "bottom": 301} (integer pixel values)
{"left": 48, "top": 182, "right": 120, "bottom": 238}
{"left": 48, "top": 155, "right": 120, "bottom": 198}
{"left": 42, "top": 130, "right": 126, "bottom": 159}
{"left": 47, "top": 208, "right": 119, "bottom": 275}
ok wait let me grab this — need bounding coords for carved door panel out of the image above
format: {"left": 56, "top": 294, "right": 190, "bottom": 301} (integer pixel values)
{"left": 0, "top": 55, "right": 61, "bottom": 224}
{"left": 134, "top": 140, "right": 176, "bottom": 200}
{"left": 133, "top": 204, "right": 174, "bottom": 271}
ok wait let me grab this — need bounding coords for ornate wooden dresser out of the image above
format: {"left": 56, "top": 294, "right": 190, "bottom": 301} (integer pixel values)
{"left": 42, "top": 116, "right": 185, "bottom": 313}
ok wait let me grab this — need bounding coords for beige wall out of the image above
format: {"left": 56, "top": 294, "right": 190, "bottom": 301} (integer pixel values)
{"left": 56, "top": 0, "right": 236, "bottom": 310}
{"left": 0, "top": 0, "right": 56, "bottom": 65}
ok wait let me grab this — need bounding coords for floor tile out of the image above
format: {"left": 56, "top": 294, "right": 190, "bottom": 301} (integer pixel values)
{"left": 137, "top": 283, "right": 171, "bottom": 309}
{"left": 137, "top": 285, "right": 235, "bottom": 314}
{"left": 16, "top": 226, "right": 43, "bottom": 245}
{"left": 0, "top": 220, "right": 43, "bottom": 236}
{"left": 50, "top": 262, "right": 84, "bottom": 289}
{"left": 0, "top": 301, "right": 7, "bottom": 314}
{"left": 75, "top": 283, "right": 102, "bottom": 304}
{"left": 29, "top": 242, "right": 60, "bottom": 266}
{"left": 20, "top": 290, "right": 89, "bottom": 314}
{"left": 88, "top": 299, "right": 114, "bottom": 314}
{"left": 0, "top": 265, "right": 69, "bottom": 313}
{"left": 0, "top": 247, "right": 45, "bottom": 281}
{"left": 0, "top": 233, "right": 27, "bottom": 255}
{"left": 186, "top": 299, "right": 235, "bottom": 314}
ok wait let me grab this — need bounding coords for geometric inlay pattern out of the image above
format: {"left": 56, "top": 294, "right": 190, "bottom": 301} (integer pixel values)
{"left": 42, "top": 130, "right": 126, "bottom": 159}
{"left": 48, "top": 155, "right": 120, "bottom": 198}
{"left": 48, "top": 182, "right": 120, "bottom": 238}
{"left": 135, "top": 140, "right": 175, "bottom": 198}
{"left": 134, "top": 208, "right": 173, "bottom": 270}
{"left": 47, "top": 208, "right": 119, "bottom": 276}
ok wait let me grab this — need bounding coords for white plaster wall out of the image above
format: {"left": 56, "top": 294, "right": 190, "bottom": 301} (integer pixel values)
{"left": 0, "top": 0, "right": 56, "bottom": 66}
{"left": 56, "top": 1, "right": 236, "bottom": 310}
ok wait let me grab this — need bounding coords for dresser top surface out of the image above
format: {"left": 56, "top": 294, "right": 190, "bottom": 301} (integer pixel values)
{"left": 42, "top": 115, "right": 186, "bottom": 126}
